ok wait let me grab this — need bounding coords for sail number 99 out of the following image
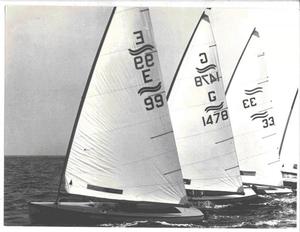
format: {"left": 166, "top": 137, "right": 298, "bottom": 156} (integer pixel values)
{"left": 144, "top": 94, "right": 164, "bottom": 111}
{"left": 202, "top": 110, "right": 228, "bottom": 126}
{"left": 134, "top": 53, "right": 154, "bottom": 70}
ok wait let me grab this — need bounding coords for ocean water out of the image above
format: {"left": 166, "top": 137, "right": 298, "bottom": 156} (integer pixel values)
{"left": 4, "top": 156, "right": 297, "bottom": 227}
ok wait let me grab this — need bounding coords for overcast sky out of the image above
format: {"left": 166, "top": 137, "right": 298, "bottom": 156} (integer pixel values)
{"left": 4, "top": 5, "right": 299, "bottom": 163}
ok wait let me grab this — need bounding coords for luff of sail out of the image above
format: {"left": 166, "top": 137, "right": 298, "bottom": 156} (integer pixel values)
{"left": 226, "top": 28, "right": 283, "bottom": 187}
{"left": 64, "top": 7, "right": 187, "bottom": 205}
{"left": 167, "top": 11, "right": 244, "bottom": 194}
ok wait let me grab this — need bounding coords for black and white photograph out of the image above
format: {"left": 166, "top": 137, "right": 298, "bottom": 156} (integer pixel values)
{"left": 2, "top": 0, "right": 299, "bottom": 228}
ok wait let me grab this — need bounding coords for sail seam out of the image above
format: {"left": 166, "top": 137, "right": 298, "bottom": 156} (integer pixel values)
{"left": 150, "top": 130, "right": 173, "bottom": 139}
{"left": 262, "top": 133, "right": 276, "bottom": 139}
{"left": 257, "top": 80, "right": 269, "bottom": 85}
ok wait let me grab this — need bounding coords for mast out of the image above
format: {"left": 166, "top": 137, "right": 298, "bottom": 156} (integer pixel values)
{"left": 278, "top": 88, "right": 298, "bottom": 158}
{"left": 225, "top": 27, "right": 257, "bottom": 95}
{"left": 55, "top": 7, "right": 116, "bottom": 203}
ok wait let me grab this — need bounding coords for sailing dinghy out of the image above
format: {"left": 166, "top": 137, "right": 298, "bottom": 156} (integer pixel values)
{"left": 225, "top": 28, "right": 292, "bottom": 195}
{"left": 167, "top": 10, "right": 256, "bottom": 204}
{"left": 29, "top": 7, "right": 203, "bottom": 225}
{"left": 280, "top": 89, "right": 298, "bottom": 190}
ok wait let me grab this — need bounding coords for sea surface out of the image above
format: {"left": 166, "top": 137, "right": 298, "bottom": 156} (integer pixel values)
{"left": 4, "top": 156, "right": 298, "bottom": 228}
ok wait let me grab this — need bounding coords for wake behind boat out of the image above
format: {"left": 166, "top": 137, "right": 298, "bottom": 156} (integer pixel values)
{"left": 29, "top": 7, "right": 203, "bottom": 225}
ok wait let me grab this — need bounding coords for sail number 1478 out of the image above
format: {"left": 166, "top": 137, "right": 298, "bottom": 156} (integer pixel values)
{"left": 202, "top": 110, "right": 228, "bottom": 126}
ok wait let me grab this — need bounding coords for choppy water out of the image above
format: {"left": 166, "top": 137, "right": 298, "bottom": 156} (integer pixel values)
{"left": 4, "top": 156, "right": 297, "bottom": 227}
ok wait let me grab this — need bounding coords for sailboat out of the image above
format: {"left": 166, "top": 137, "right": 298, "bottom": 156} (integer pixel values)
{"left": 166, "top": 10, "right": 256, "bottom": 204}
{"left": 225, "top": 27, "right": 292, "bottom": 194}
{"left": 29, "top": 7, "right": 204, "bottom": 225}
{"left": 280, "top": 89, "right": 298, "bottom": 190}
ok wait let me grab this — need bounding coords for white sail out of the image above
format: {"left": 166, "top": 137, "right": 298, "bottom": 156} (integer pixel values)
{"left": 280, "top": 90, "right": 299, "bottom": 173}
{"left": 64, "top": 7, "right": 187, "bottom": 205}
{"left": 226, "top": 28, "right": 283, "bottom": 187}
{"left": 167, "top": 12, "right": 243, "bottom": 194}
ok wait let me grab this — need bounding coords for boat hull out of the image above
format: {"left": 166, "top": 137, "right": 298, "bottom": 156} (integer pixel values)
{"left": 281, "top": 170, "right": 297, "bottom": 190}
{"left": 283, "top": 180, "right": 297, "bottom": 190}
{"left": 187, "top": 187, "right": 257, "bottom": 204}
{"left": 28, "top": 201, "right": 204, "bottom": 226}
{"left": 250, "top": 185, "right": 293, "bottom": 195}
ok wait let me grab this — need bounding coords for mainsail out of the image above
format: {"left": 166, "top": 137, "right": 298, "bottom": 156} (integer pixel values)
{"left": 64, "top": 7, "right": 187, "bottom": 205}
{"left": 226, "top": 28, "right": 283, "bottom": 187}
{"left": 280, "top": 89, "right": 299, "bottom": 170}
{"left": 167, "top": 11, "right": 244, "bottom": 194}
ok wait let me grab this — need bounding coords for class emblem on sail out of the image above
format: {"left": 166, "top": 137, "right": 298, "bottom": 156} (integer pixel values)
{"left": 167, "top": 11, "right": 244, "bottom": 196}
{"left": 226, "top": 28, "right": 283, "bottom": 187}
{"left": 64, "top": 7, "right": 187, "bottom": 205}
